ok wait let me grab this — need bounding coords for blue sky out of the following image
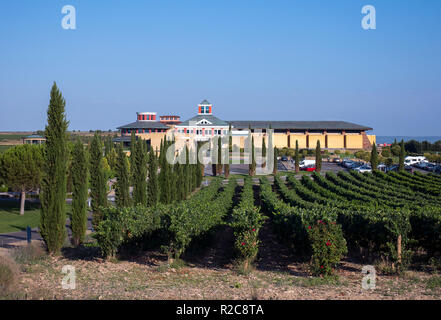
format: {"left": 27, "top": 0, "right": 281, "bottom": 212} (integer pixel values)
{"left": 0, "top": 0, "right": 440, "bottom": 135}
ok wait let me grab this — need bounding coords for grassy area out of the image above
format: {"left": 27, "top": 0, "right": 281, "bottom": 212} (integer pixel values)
{"left": 0, "top": 205, "right": 40, "bottom": 233}
{"left": 0, "top": 134, "right": 26, "bottom": 141}
{"left": 0, "top": 200, "right": 73, "bottom": 234}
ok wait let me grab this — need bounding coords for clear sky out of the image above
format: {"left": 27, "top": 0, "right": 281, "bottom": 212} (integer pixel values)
{"left": 1, "top": 0, "right": 440, "bottom": 135}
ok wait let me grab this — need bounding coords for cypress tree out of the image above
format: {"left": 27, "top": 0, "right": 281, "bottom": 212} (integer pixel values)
{"left": 71, "top": 140, "right": 88, "bottom": 247}
{"left": 114, "top": 144, "right": 131, "bottom": 208}
{"left": 273, "top": 147, "right": 278, "bottom": 175}
{"left": 129, "top": 131, "right": 136, "bottom": 183}
{"left": 211, "top": 138, "right": 217, "bottom": 177}
{"left": 196, "top": 141, "right": 204, "bottom": 186}
{"left": 315, "top": 140, "right": 322, "bottom": 172}
{"left": 147, "top": 148, "right": 159, "bottom": 206}
{"left": 224, "top": 130, "right": 231, "bottom": 178}
{"left": 370, "top": 142, "right": 378, "bottom": 171}
{"left": 217, "top": 136, "right": 223, "bottom": 176}
{"left": 184, "top": 146, "right": 190, "bottom": 197}
{"left": 295, "top": 140, "right": 300, "bottom": 173}
{"left": 399, "top": 139, "right": 405, "bottom": 171}
{"left": 159, "top": 139, "right": 172, "bottom": 204}
{"left": 89, "top": 133, "right": 108, "bottom": 230}
{"left": 132, "top": 139, "right": 147, "bottom": 205}
{"left": 249, "top": 135, "right": 256, "bottom": 176}
{"left": 262, "top": 135, "right": 267, "bottom": 168}
{"left": 40, "top": 82, "right": 69, "bottom": 254}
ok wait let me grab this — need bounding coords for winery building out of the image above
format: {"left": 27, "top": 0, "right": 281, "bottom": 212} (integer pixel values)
{"left": 116, "top": 100, "right": 375, "bottom": 151}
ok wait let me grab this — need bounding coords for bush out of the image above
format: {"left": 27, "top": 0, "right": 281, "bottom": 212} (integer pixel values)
{"left": 0, "top": 255, "right": 19, "bottom": 296}
{"left": 307, "top": 220, "right": 347, "bottom": 276}
{"left": 11, "top": 243, "right": 46, "bottom": 265}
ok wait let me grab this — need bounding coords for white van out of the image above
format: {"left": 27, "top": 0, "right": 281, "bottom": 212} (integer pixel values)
{"left": 299, "top": 159, "right": 316, "bottom": 168}
{"left": 404, "top": 156, "right": 427, "bottom": 166}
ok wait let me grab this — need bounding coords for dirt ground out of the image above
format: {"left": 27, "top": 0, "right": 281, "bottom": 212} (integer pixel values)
{"left": 1, "top": 236, "right": 441, "bottom": 300}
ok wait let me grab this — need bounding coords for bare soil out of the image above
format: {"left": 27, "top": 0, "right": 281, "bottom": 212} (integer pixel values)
{"left": 1, "top": 236, "right": 441, "bottom": 300}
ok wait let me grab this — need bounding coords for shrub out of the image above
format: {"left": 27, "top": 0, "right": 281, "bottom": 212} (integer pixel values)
{"left": 307, "top": 220, "right": 347, "bottom": 276}
{"left": 0, "top": 255, "right": 19, "bottom": 296}
{"left": 11, "top": 243, "right": 47, "bottom": 266}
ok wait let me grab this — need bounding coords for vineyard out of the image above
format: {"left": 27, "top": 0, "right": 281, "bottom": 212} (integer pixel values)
{"left": 94, "top": 170, "right": 441, "bottom": 275}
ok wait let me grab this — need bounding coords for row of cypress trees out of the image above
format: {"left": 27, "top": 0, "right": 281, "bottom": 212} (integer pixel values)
{"left": 39, "top": 83, "right": 204, "bottom": 255}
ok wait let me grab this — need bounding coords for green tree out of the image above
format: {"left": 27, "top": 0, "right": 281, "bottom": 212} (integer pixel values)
{"left": 129, "top": 131, "right": 136, "bottom": 183}
{"left": 217, "top": 136, "right": 223, "bottom": 176}
{"left": 196, "top": 141, "right": 203, "bottom": 187}
{"left": 381, "top": 147, "right": 391, "bottom": 158}
{"left": 262, "top": 136, "right": 267, "bottom": 168}
{"left": 391, "top": 144, "right": 401, "bottom": 157}
{"left": 71, "top": 140, "right": 88, "bottom": 246}
{"left": 40, "top": 82, "right": 69, "bottom": 254}
{"left": 89, "top": 133, "right": 108, "bottom": 230}
{"left": 1, "top": 144, "right": 43, "bottom": 215}
{"left": 132, "top": 139, "right": 147, "bottom": 205}
{"left": 273, "top": 147, "right": 278, "bottom": 175}
{"left": 159, "top": 139, "right": 172, "bottom": 204}
{"left": 370, "top": 142, "right": 378, "bottom": 171}
{"left": 147, "top": 148, "right": 159, "bottom": 206}
{"left": 315, "top": 140, "right": 322, "bottom": 172}
{"left": 114, "top": 144, "right": 131, "bottom": 208}
{"left": 249, "top": 135, "right": 256, "bottom": 176}
{"left": 295, "top": 140, "right": 300, "bottom": 173}
{"left": 398, "top": 140, "right": 405, "bottom": 171}
{"left": 224, "top": 130, "right": 231, "bottom": 178}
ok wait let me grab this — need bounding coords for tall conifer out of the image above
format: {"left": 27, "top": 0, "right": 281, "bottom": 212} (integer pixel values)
{"left": 40, "top": 82, "right": 69, "bottom": 254}
{"left": 133, "top": 139, "right": 147, "bottom": 205}
{"left": 71, "top": 140, "right": 88, "bottom": 246}
{"left": 89, "top": 133, "right": 108, "bottom": 229}
{"left": 115, "top": 144, "right": 131, "bottom": 208}
{"left": 315, "top": 140, "right": 322, "bottom": 172}
{"left": 147, "top": 148, "right": 159, "bottom": 206}
{"left": 295, "top": 140, "right": 300, "bottom": 173}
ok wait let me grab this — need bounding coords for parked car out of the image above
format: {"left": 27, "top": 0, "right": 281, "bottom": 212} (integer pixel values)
{"left": 300, "top": 164, "right": 317, "bottom": 172}
{"left": 342, "top": 160, "right": 354, "bottom": 168}
{"left": 348, "top": 161, "right": 364, "bottom": 170}
{"left": 281, "top": 156, "right": 289, "bottom": 162}
{"left": 355, "top": 165, "right": 372, "bottom": 173}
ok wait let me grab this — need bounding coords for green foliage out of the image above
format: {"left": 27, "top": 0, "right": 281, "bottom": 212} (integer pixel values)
{"left": 0, "top": 144, "right": 43, "bottom": 214}
{"left": 132, "top": 139, "right": 148, "bottom": 205}
{"left": 89, "top": 133, "right": 108, "bottom": 229}
{"left": 230, "top": 177, "right": 267, "bottom": 267}
{"left": 114, "top": 144, "right": 131, "bottom": 208}
{"left": 381, "top": 147, "right": 391, "bottom": 158}
{"left": 398, "top": 140, "right": 405, "bottom": 171}
{"left": 249, "top": 135, "right": 256, "bottom": 176}
{"left": 315, "top": 140, "right": 322, "bottom": 172}
{"left": 40, "top": 82, "right": 69, "bottom": 254}
{"left": 147, "top": 148, "right": 159, "bottom": 207}
{"left": 94, "top": 205, "right": 164, "bottom": 258}
{"left": 391, "top": 144, "right": 401, "bottom": 157}
{"left": 370, "top": 143, "right": 378, "bottom": 171}
{"left": 166, "top": 178, "right": 236, "bottom": 258}
{"left": 307, "top": 220, "right": 347, "bottom": 276}
{"left": 295, "top": 140, "right": 300, "bottom": 173}
{"left": 71, "top": 140, "right": 88, "bottom": 246}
